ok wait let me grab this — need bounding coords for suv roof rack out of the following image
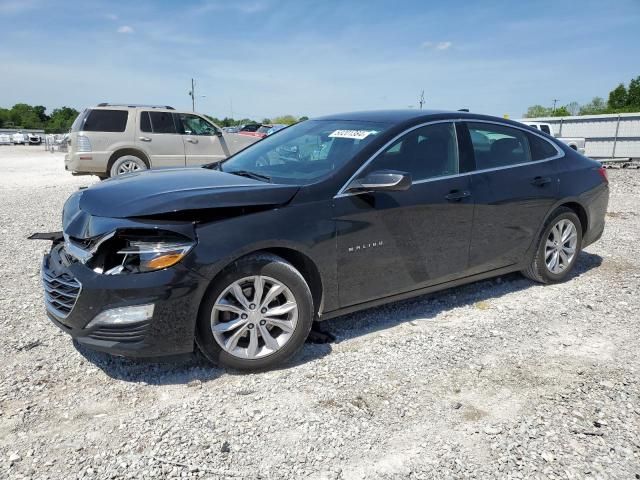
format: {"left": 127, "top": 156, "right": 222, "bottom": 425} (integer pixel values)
{"left": 96, "top": 103, "right": 175, "bottom": 110}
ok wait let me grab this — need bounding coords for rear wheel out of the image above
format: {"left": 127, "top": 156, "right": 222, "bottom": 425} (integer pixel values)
{"left": 522, "top": 207, "right": 582, "bottom": 284}
{"left": 196, "top": 254, "right": 313, "bottom": 370}
{"left": 109, "top": 154, "right": 147, "bottom": 177}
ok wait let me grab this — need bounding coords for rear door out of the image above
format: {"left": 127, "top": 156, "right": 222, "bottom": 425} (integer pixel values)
{"left": 136, "top": 111, "right": 185, "bottom": 168}
{"left": 463, "top": 121, "right": 561, "bottom": 274}
{"left": 335, "top": 121, "right": 475, "bottom": 307}
{"left": 177, "top": 113, "right": 228, "bottom": 166}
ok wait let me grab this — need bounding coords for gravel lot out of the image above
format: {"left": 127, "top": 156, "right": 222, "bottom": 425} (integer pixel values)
{"left": 1, "top": 145, "right": 639, "bottom": 479}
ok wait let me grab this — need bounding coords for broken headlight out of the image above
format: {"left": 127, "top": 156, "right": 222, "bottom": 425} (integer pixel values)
{"left": 85, "top": 231, "right": 195, "bottom": 275}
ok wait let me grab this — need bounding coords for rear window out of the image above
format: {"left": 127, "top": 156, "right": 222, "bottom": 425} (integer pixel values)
{"left": 527, "top": 132, "right": 558, "bottom": 160}
{"left": 146, "top": 111, "right": 177, "bottom": 134}
{"left": 82, "top": 110, "right": 128, "bottom": 132}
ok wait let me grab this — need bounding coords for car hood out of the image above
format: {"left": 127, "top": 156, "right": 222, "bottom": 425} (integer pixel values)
{"left": 78, "top": 167, "right": 300, "bottom": 218}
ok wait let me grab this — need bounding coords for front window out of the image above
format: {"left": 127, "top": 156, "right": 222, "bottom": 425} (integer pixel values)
{"left": 219, "top": 120, "right": 389, "bottom": 184}
{"left": 179, "top": 114, "right": 218, "bottom": 136}
{"left": 363, "top": 122, "right": 458, "bottom": 181}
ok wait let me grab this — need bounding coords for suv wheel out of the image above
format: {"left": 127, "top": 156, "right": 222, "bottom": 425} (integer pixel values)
{"left": 522, "top": 207, "right": 582, "bottom": 284}
{"left": 196, "top": 254, "right": 313, "bottom": 371}
{"left": 109, "top": 154, "right": 147, "bottom": 177}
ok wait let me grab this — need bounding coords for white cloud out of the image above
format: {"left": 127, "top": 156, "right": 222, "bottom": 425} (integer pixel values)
{"left": 117, "top": 25, "right": 134, "bottom": 34}
{"left": 421, "top": 41, "right": 452, "bottom": 51}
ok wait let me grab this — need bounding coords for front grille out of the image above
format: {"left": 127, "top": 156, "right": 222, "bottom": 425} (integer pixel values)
{"left": 43, "top": 270, "right": 81, "bottom": 318}
{"left": 88, "top": 321, "right": 150, "bottom": 343}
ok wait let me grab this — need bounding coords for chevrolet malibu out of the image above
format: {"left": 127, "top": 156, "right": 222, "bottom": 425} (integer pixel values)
{"left": 36, "top": 110, "right": 609, "bottom": 370}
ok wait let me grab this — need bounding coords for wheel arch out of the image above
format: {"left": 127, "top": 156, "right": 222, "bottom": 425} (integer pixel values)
{"left": 199, "top": 246, "right": 325, "bottom": 318}
{"left": 107, "top": 148, "right": 151, "bottom": 174}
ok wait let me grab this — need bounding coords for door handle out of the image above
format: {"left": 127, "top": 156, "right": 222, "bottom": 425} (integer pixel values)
{"left": 138, "top": 136, "right": 151, "bottom": 142}
{"left": 186, "top": 138, "right": 198, "bottom": 144}
{"left": 445, "top": 190, "right": 471, "bottom": 201}
{"left": 531, "top": 176, "right": 552, "bottom": 187}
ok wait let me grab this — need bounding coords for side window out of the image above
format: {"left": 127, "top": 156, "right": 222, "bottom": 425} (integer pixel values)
{"left": 179, "top": 114, "right": 217, "bottom": 135}
{"left": 83, "top": 110, "right": 128, "bottom": 132}
{"left": 539, "top": 124, "right": 551, "bottom": 135}
{"left": 527, "top": 132, "right": 559, "bottom": 160}
{"left": 468, "top": 122, "right": 531, "bottom": 169}
{"left": 140, "top": 111, "right": 152, "bottom": 133}
{"left": 365, "top": 122, "right": 458, "bottom": 181}
{"left": 148, "top": 111, "right": 177, "bottom": 134}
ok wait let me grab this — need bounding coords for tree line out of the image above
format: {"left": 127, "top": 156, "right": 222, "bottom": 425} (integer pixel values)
{"left": 205, "top": 114, "right": 308, "bottom": 127}
{"left": 524, "top": 75, "right": 640, "bottom": 118}
{"left": 0, "top": 104, "right": 80, "bottom": 133}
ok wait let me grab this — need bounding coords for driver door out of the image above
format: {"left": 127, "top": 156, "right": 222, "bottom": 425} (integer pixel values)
{"left": 178, "top": 113, "right": 228, "bottom": 166}
{"left": 334, "top": 121, "right": 474, "bottom": 307}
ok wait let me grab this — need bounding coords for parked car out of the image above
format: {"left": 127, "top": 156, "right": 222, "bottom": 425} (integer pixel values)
{"left": 0, "top": 134, "right": 11, "bottom": 145}
{"left": 35, "top": 110, "right": 608, "bottom": 371}
{"left": 519, "top": 121, "right": 586, "bottom": 155}
{"left": 238, "top": 123, "right": 271, "bottom": 139}
{"left": 266, "top": 124, "right": 287, "bottom": 135}
{"left": 65, "top": 104, "right": 259, "bottom": 178}
{"left": 223, "top": 126, "right": 240, "bottom": 134}
{"left": 28, "top": 133, "right": 42, "bottom": 145}
{"left": 12, "top": 132, "right": 27, "bottom": 145}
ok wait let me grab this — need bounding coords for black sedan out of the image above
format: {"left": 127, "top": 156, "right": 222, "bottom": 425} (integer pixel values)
{"left": 36, "top": 110, "right": 609, "bottom": 370}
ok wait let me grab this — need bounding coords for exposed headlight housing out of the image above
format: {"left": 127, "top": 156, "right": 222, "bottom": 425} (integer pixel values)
{"left": 65, "top": 230, "right": 195, "bottom": 275}
{"left": 105, "top": 239, "right": 194, "bottom": 275}
{"left": 86, "top": 304, "right": 155, "bottom": 328}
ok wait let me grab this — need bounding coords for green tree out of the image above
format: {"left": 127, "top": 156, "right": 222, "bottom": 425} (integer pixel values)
{"left": 626, "top": 76, "right": 640, "bottom": 109}
{"left": 9, "top": 103, "right": 44, "bottom": 128}
{"left": 550, "top": 106, "right": 571, "bottom": 117}
{"left": 524, "top": 105, "right": 552, "bottom": 118}
{"left": 46, "top": 107, "right": 79, "bottom": 133}
{"left": 0, "top": 107, "right": 9, "bottom": 127}
{"left": 608, "top": 83, "right": 628, "bottom": 111}
{"left": 579, "top": 97, "right": 607, "bottom": 115}
{"left": 270, "top": 115, "right": 298, "bottom": 125}
{"left": 299, "top": 116, "right": 309, "bottom": 121}
{"left": 261, "top": 118, "right": 272, "bottom": 124}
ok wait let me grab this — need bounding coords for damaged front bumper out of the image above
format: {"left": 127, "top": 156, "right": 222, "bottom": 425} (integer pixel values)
{"left": 40, "top": 240, "right": 207, "bottom": 357}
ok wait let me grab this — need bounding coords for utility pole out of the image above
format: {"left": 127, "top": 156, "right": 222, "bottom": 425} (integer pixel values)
{"left": 188, "top": 78, "right": 196, "bottom": 112}
{"left": 418, "top": 90, "right": 425, "bottom": 110}
{"left": 552, "top": 98, "right": 559, "bottom": 113}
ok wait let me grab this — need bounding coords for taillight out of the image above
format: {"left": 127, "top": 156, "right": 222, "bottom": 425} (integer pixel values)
{"left": 597, "top": 166, "right": 608, "bottom": 183}
{"left": 76, "top": 135, "right": 92, "bottom": 152}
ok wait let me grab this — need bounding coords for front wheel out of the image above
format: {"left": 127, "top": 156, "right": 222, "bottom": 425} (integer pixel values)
{"left": 522, "top": 207, "right": 582, "bottom": 284}
{"left": 196, "top": 254, "right": 314, "bottom": 371}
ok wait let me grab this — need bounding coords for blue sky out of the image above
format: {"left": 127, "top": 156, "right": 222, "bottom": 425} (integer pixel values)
{"left": 1, "top": 0, "right": 639, "bottom": 119}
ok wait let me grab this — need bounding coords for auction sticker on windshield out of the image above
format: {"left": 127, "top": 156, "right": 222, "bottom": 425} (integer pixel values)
{"left": 329, "top": 130, "right": 378, "bottom": 140}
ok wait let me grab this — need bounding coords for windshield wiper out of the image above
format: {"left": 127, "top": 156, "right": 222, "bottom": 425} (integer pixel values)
{"left": 227, "top": 170, "right": 271, "bottom": 183}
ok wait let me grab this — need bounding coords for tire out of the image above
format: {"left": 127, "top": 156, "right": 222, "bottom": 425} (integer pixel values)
{"left": 109, "top": 153, "right": 148, "bottom": 178}
{"left": 196, "top": 253, "right": 314, "bottom": 371}
{"left": 522, "top": 207, "right": 582, "bottom": 284}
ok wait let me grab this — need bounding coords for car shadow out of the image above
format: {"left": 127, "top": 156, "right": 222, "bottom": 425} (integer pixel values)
{"left": 76, "top": 252, "right": 602, "bottom": 383}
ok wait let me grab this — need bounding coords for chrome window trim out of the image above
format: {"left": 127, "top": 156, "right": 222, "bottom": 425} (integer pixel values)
{"left": 334, "top": 118, "right": 565, "bottom": 198}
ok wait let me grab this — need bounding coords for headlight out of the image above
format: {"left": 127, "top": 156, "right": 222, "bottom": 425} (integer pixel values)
{"left": 79, "top": 230, "right": 195, "bottom": 275}
{"left": 106, "top": 240, "right": 193, "bottom": 274}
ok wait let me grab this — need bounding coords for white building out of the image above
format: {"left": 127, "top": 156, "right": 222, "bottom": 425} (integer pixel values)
{"left": 523, "top": 112, "right": 640, "bottom": 160}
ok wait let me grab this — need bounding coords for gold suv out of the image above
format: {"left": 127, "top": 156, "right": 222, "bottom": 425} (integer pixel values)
{"left": 65, "top": 103, "right": 258, "bottom": 178}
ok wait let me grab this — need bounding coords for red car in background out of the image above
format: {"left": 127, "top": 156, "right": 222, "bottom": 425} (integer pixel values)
{"left": 238, "top": 124, "right": 272, "bottom": 139}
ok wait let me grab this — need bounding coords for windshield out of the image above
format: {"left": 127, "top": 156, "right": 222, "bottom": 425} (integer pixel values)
{"left": 219, "top": 120, "right": 389, "bottom": 184}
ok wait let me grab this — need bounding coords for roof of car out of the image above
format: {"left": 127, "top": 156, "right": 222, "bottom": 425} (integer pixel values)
{"left": 313, "top": 109, "right": 534, "bottom": 130}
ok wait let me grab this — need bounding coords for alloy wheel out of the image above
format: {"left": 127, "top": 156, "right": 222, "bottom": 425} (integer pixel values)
{"left": 210, "top": 275, "right": 298, "bottom": 359}
{"left": 117, "top": 158, "right": 144, "bottom": 175}
{"left": 545, "top": 219, "right": 578, "bottom": 274}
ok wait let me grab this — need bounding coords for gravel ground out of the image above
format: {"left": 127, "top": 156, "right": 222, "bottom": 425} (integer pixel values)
{"left": 0, "top": 146, "right": 639, "bottom": 480}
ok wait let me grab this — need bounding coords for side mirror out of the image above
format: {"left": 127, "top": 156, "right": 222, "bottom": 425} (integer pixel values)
{"left": 215, "top": 129, "right": 223, "bottom": 137}
{"left": 346, "top": 170, "right": 412, "bottom": 193}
